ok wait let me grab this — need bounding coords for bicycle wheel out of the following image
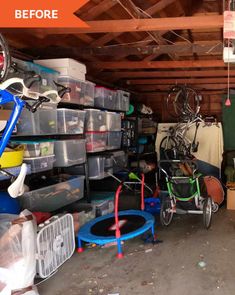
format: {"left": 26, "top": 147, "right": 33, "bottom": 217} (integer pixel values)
{"left": 166, "top": 85, "right": 186, "bottom": 118}
{"left": 184, "top": 87, "right": 201, "bottom": 117}
{"left": 159, "top": 136, "right": 177, "bottom": 160}
{"left": 203, "top": 197, "right": 212, "bottom": 229}
{"left": 0, "top": 34, "right": 11, "bottom": 82}
{"left": 160, "top": 195, "right": 174, "bottom": 226}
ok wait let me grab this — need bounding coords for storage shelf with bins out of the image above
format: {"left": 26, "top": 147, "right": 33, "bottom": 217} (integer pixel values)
{"left": 122, "top": 112, "right": 158, "bottom": 171}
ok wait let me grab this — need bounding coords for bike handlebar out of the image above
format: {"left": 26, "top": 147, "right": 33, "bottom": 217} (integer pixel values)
{"left": 158, "top": 159, "right": 198, "bottom": 178}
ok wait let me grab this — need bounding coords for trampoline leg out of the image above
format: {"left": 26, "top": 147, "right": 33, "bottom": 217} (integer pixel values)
{"left": 116, "top": 239, "right": 124, "bottom": 259}
{"left": 77, "top": 236, "right": 84, "bottom": 253}
{"left": 151, "top": 224, "right": 157, "bottom": 241}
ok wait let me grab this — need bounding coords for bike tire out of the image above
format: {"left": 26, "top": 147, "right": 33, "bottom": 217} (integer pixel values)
{"left": 0, "top": 34, "right": 11, "bottom": 82}
{"left": 184, "top": 86, "right": 201, "bottom": 117}
{"left": 166, "top": 85, "right": 186, "bottom": 118}
{"left": 203, "top": 196, "right": 212, "bottom": 229}
{"left": 160, "top": 195, "right": 174, "bottom": 226}
{"left": 159, "top": 136, "right": 178, "bottom": 160}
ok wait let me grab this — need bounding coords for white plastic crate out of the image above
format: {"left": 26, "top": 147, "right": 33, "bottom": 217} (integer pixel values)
{"left": 85, "top": 131, "right": 107, "bottom": 152}
{"left": 106, "top": 112, "right": 121, "bottom": 131}
{"left": 57, "top": 109, "right": 85, "bottom": 134}
{"left": 20, "top": 175, "right": 85, "bottom": 212}
{"left": 24, "top": 155, "right": 55, "bottom": 173}
{"left": 54, "top": 139, "right": 86, "bottom": 167}
{"left": 94, "top": 86, "right": 116, "bottom": 110}
{"left": 85, "top": 109, "right": 106, "bottom": 131}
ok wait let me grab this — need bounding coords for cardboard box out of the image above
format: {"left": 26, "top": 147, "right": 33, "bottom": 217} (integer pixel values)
{"left": 227, "top": 188, "right": 235, "bottom": 210}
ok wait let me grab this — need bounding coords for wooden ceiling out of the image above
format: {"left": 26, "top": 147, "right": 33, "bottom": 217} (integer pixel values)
{"left": 1, "top": 0, "right": 229, "bottom": 98}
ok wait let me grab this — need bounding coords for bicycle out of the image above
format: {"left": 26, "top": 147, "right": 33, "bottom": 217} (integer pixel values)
{"left": 165, "top": 85, "right": 202, "bottom": 120}
{"left": 159, "top": 114, "right": 203, "bottom": 160}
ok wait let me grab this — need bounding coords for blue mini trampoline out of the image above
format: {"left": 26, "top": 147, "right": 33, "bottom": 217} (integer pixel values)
{"left": 77, "top": 174, "right": 156, "bottom": 258}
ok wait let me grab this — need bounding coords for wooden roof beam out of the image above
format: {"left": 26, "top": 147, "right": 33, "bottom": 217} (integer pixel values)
{"left": 49, "top": 42, "right": 221, "bottom": 57}
{"left": 22, "top": 15, "right": 223, "bottom": 35}
{"left": 99, "top": 70, "right": 234, "bottom": 79}
{"left": 87, "top": 60, "right": 226, "bottom": 69}
{"left": 127, "top": 77, "right": 234, "bottom": 85}
{"left": 131, "top": 84, "right": 233, "bottom": 91}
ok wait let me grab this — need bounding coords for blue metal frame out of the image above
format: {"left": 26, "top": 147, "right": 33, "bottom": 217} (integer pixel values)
{"left": 0, "top": 89, "right": 25, "bottom": 156}
{"left": 77, "top": 210, "right": 155, "bottom": 245}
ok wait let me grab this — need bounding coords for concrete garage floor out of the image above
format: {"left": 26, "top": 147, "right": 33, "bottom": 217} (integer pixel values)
{"left": 38, "top": 208, "right": 235, "bottom": 295}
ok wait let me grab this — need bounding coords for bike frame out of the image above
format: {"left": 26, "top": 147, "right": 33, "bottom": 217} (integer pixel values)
{"left": 0, "top": 89, "right": 25, "bottom": 156}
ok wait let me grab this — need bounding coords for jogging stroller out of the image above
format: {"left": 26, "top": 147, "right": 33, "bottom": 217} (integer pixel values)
{"left": 158, "top": 160, "right": 213, "bottom": 229}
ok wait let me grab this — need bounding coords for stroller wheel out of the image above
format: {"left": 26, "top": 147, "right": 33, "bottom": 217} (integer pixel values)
{"left": 203, "top": 197, "right": 212, "bottom": 229}
{"left": 160, "top": 196, "right": 174, "bottom": 226}
{"left": 212, "top": 202, "right": 219, "bottom": 213}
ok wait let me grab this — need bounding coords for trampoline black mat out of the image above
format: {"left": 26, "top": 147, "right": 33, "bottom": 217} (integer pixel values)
{"left": 90, "top": 215, "right": 146, "bottom": 237}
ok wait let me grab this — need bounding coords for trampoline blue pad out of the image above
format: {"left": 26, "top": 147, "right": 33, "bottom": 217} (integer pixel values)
{"left": 77, "top": 210, "right": 155, "bottom": 245}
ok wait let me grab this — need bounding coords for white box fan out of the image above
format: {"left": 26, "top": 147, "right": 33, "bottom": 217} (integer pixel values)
{"left": 36, "top": 214, "right": 75, "bottom": 278}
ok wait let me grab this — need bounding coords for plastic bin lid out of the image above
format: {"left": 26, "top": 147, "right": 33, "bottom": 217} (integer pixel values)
{"left": 11, "top": 139, "right": 55, "bottom": 144}
{"left": 30, "top": 61, "right": 60, "bottom": 74}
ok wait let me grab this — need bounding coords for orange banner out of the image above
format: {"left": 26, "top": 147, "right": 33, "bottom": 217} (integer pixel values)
{"left": 0, "top": 0, "right": 89, "bottom": 28}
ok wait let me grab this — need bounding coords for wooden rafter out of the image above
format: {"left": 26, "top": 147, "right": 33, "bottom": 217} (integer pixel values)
{"left": 87, "top": 60, "right": 226, "bottom": 69}
{"left": 33, "top": 42, "right": 221, "bottom": 57}
{"left": 76, "top": 0, "right": 118, "bottom": 20}
{"left": 118, "top": 0, "right": 178, "bottom": 60}
{"left": 126, "top": 77, "right": 235, "bottom": 85}
{"left": 89, "top": 0, "right": 178, "bottom": 48}
{"left": 131, "top": 84, "right": 233, "bottom": 91}
{"left": 99, "top": 70, "right": 235, "bottom": 79}
{"left": 19, "top": 15, "right": 223, "bottom": 35}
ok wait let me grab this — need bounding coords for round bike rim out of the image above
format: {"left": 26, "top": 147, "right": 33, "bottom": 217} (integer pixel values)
{"left": 203, "top": 197, "right": 212, "bottom": 229}
{"left": 0, "top": 34, "right": 11, "bottom": 83}
{"left": 160, "top": 198, "right": 173, "bottom": 226}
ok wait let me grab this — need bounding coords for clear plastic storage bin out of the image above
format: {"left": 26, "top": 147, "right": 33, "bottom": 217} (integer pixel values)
{"left": 106, "top": 112, "right": 121, "bottom": 131}
{"left": 24, "top": 155, "right": 55, "bottom": 173}
{"left": 107, "top": 131, "right": 122, "bottom": 150}
{"left": 85, "top": 109, "right": 106, "bottom": 131}
{"left": 88, "top": 156, "right": 105, "bottom": 179}
{"left": 8, "top": 58, "right": 59, "bottom": 93}
{"left": 11, "top": 140, "right": 54, "bottom": 158}
{"left": 85, "top": 131, "right": 107, "bottom": 152}
{"left": 54, "top": 139, "right": 86, "bottom": 167}
{"left": 19, "top": 175, "right": 85, "bottom": 212}
{"left": 15, "top": 105, "right": 57, "bottom": 136}
{"left": 80, "top": 81, "right": 95, "bottom": 106}
{"left": 39, "top": 104, "right": 57, "bottom": 135}
{"left": 116, "top": 90, "right": 130, "bottom": 111}
{"left": 57, "top": 109, "right": 85, "bottom": 134}
{"left": 58, "top": 76, "right": 82, "bottom": 104}
{"left": 111, "top": 150, "right": 127, "bottom": 172}
{"left": 17, "top": 109, "right": 40, "bottom": 135}
{"left": 94, "top": 86, "right": 116, "bottom": 110}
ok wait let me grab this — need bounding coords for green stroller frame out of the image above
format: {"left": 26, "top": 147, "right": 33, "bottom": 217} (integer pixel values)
{"left": 159, "top": 160, "right": 212, "bottom": 229}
